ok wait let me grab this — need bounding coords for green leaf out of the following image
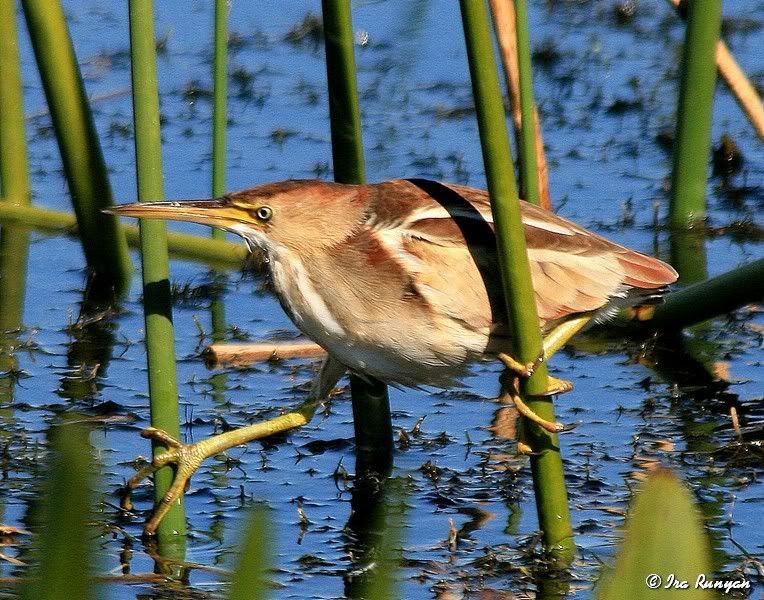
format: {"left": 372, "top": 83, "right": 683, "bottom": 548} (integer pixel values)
{"left": 597, "top": 469, "right": 715, "bottom": 600}
{"left": 228, "top": 507, "right": 272, "bottom": 600}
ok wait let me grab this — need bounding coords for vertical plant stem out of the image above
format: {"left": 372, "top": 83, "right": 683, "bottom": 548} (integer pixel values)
{"left": 22, "top": 423, "right": 96, "bottom": 600}
{"left": 20, "top": 0, "right": 132, "bottom": 296}
{"left": 513, "top": 0, "right": 539, "bottom": 207}
{"left": 128, "top": 0, "right": 186, "bottom": 538}
{"left": 210, "top": 0, "right": 228, "bottom": 342}
{"left": 228, "top": 508, "right": 271, "bottom": 600}
{"left": 670, "top": 229, "right": 708, "bottom": 287}
{"left": 666, "top": 0, "right": 764, "bottom": 140}
{"left": 322, "top": 0, "right": 366, "bottom": 183}
{"left": 0, "top": 0, "right": 32, "bottom": 333}
{"left": 212, "top": 0, "right": 228, "bottom": 209}
{"left": 0, "top": 0, "right": 30, "bottom": 207}
{"left": 669, "top": 0, "right": 722, "bottom": 228}
{"left": 0, "top": 0, "right": 30, "bottom": 462}
{"left": 459, "top": 0, "right": 574, "bottom": 562}
{"left": 0, "top": 226, "right": 29, "bottom": 334}
{"left": 489, "top": 0, "right": 552, "bottom": 210}
{"left": 321, "top": 0, "right": 393, "bottom": 466}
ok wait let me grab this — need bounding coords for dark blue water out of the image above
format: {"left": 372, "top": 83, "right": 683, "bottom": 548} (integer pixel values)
{"left": 1, "top": 1, "right": 762, "bottom": 598}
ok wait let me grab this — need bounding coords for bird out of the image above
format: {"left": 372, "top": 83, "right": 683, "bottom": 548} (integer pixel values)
{"left": 109, "top": 177, "right": 678, "bottom": 534}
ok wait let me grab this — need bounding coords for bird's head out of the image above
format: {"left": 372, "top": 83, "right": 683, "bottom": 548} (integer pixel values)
{"left": 108, "top": 179, "right": 370, "bottom": 257}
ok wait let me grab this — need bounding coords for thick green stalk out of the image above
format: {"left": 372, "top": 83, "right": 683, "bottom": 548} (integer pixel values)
{"left": 20, "top": 0, "right": 132, "bottom": 295}
{"left": 459, "top": 0, "right": 573, "bottom": 562}
{"left": 0, "top": 0, "right": 32, "bottom": 333}
{"left": 650, "top": 257, "right": 764, "bottom": 330}
{"left": 670, "top": 230, "right": 708, "bottom": 287}
{"left": 0, "top": 202, "right": 248, "bottom": 265}
{"left": 321, "top": 0, "right": 393, "bottom": 465}
{"left": 669, "top": 0, "right": 722, "bottom": 228}
{"left": 514, "top": 0, "right": 539, "bottom": 206}
{"left": 0, "top": 226, "right": 28, "bottom": 333}
{"left": 0, "top": 0, "right": 30, "bottom": 458}
{"left": 128, "top": 0, "right": 186, "bottom": 538}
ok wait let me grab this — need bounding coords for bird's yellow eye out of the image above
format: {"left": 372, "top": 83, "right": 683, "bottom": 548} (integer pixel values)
{"left": 255, "top": 206, "right": 273, "bottom": 221}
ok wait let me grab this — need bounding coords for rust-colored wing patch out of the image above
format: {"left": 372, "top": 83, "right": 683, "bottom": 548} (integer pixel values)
{"left": 364, "top": 178, "right": 677, "bottom": 326}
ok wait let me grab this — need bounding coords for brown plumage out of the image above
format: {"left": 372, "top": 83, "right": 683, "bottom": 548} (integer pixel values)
{"left": 110, "top": 178, "right": 678, "bottom": 388}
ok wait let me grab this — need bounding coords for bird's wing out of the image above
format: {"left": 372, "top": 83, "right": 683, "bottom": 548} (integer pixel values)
{"left": 371, "top": 179, "right": 676, "bottom": 326}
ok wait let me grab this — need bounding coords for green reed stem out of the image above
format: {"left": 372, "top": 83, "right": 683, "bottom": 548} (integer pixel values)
{"left": 0, "top": 225, "right": 29, "bottom": 334}
{"left": 322, "top": 0, "right": 367, "bottom": 183}
{"left": 212, "top": 0, "right": 228, "bottom": 205}
{"left": 0, "top": 0, "right": 30, "bottom": 464}
{"left": 459, "top": 0, "right": 573, "bottom": 563}
{"left": 128, "top": 0, "right": 186, "bottom": 538}
{"left": 0, "top": 0, "right": 32, "bottom": 333}
{"left": 210, "top": 0, "right": 228, "bottom": 344}
{"left": 514, "top": 0, "right": 539, "bottom": 206}
{"left": 20, "top": 0, "right": 132, "bottom": 296}
{"left": 321, "top": 0, "right": 393, "bottom": 465}
{"left": 650, "top": 256, "right": 764, "bottom": 330}
{"left": 670, "top": 229, "right": 709, "bottom": 287}
{"left": 0, "top": 0, "right": 30, "bottom": 208}
{"left": 22, "top": 423, "right": 95, "bottom": 600}
{"left": 0, "top": 202, "right": 248, "bottom": 265}
{"left": 352, "top": 480, "right": 406, "bottom": 600}
{"left": 668, "top": 0, "right": 722, "bottom": 228}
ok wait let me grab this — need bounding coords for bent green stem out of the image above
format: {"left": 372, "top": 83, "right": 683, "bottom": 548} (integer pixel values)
{"left": 21, "top": 0, "right": 132, "bottom": 295}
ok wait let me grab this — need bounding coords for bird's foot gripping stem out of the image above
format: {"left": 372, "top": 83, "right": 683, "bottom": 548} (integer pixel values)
{"left": 494, "top": 315, "right": 593, "bottom": 449}
{"left": 121, "top": 408, "right": 313, "bottom": 535}
{"left": 497, "top": 352, "right": 577, "bottom": 440}
{"left": 122, "top": 356, "right": 346, "bottom": 536}
{"left": 120, "top": 427, "right": 204, "bottom": 535}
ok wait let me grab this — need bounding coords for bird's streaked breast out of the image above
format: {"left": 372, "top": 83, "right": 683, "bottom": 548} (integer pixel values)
{"left": 268, "top": 250, "right": 347, "bottom": 340}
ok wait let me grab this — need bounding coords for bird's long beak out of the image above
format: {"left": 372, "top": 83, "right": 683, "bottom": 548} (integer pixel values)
{"left": 105, "top": 199, "right": 251, "bottom": 229}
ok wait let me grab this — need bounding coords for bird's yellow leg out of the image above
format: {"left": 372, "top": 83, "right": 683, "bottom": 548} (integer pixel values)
{"left": 542, "top": 313, "right": 594, "bottom": 362}
{"left": 497, "top": 313, "right": 594, "bottom": 385}
{"left": 496, "top": 313, "right": 594, "bottom": 439}
{"left": 124, "top": 405, "right": 314, "bottom": 535}
{"left": 122, "top": 356, "right": 346, "bottom": 536}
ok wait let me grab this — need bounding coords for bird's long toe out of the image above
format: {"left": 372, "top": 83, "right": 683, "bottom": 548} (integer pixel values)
{"left": 120, "top": 427, "right": 208, "bottom": 536}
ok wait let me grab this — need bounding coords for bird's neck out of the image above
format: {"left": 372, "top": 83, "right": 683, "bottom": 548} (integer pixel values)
{"left": 265, "top": 245, "right": 347, "bottom": 342}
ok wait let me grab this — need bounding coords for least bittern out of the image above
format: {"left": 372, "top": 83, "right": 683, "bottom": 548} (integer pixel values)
{"left": 110, "top": 178, "right": 677, "bottom": 534}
